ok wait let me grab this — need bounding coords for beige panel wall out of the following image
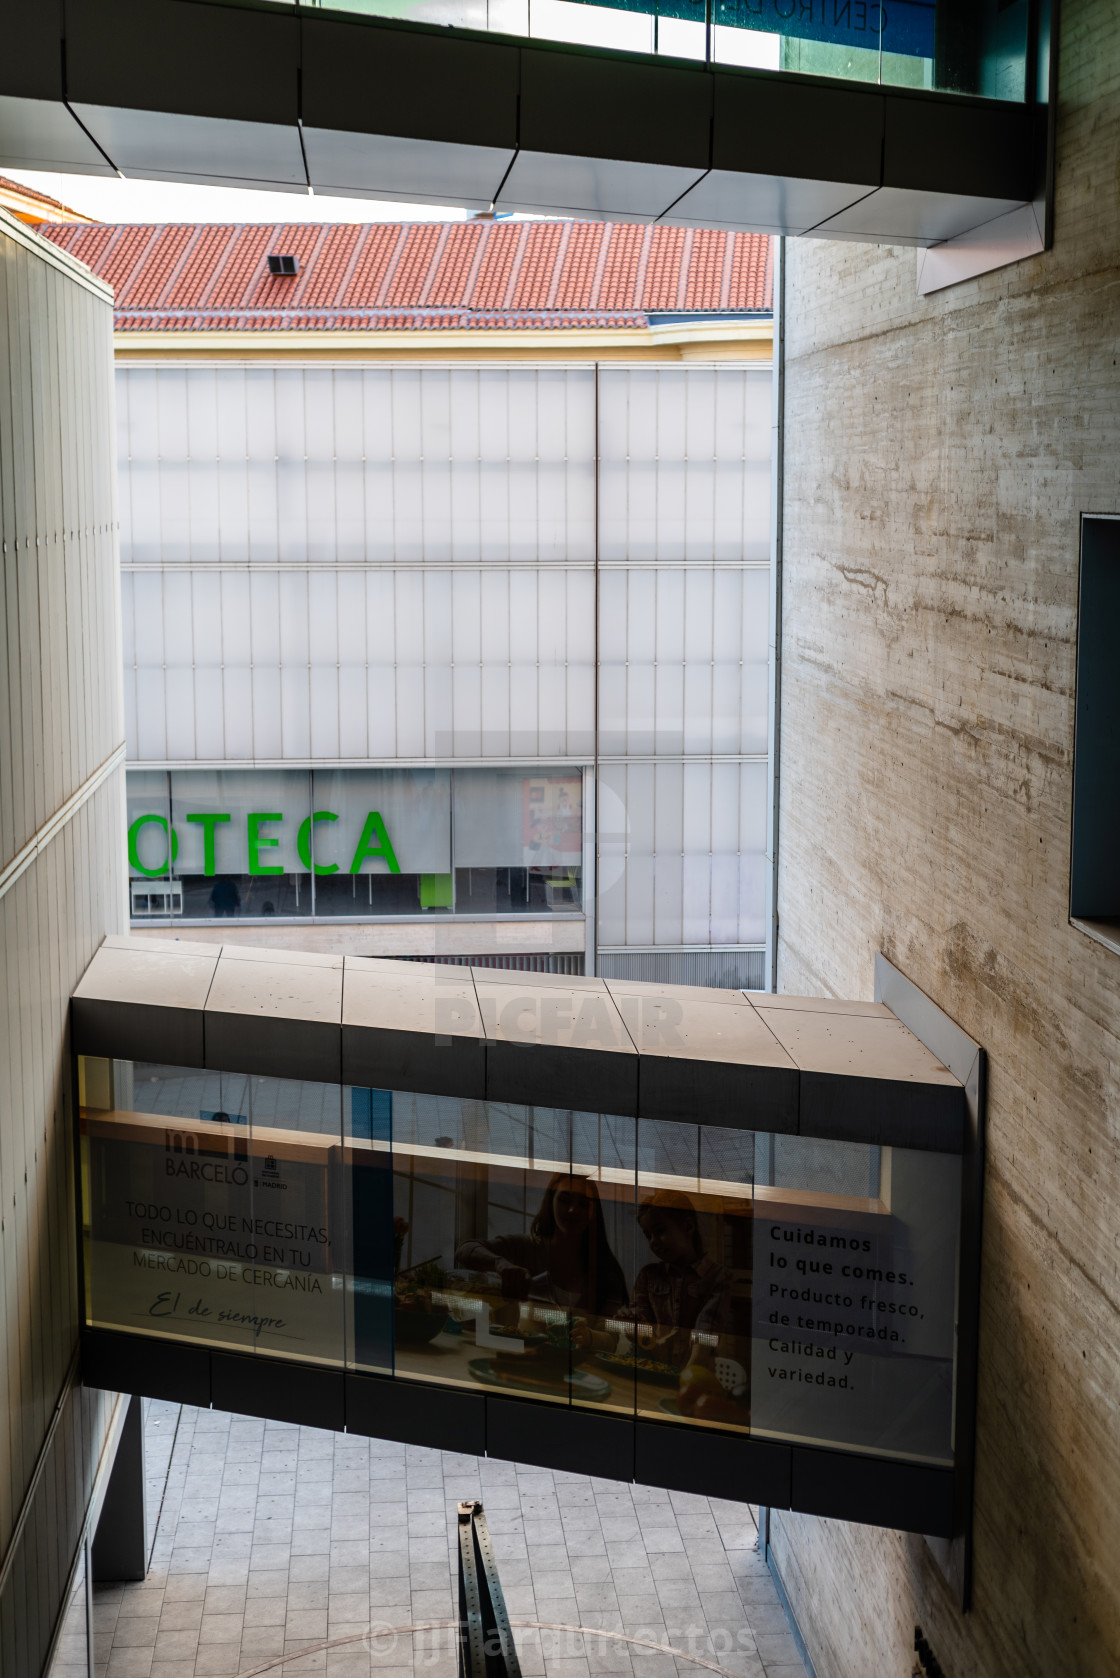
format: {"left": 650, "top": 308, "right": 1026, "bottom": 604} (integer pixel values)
{"left": 0, "top": 209, "right": 126, "bottom": 1673}
{"left": 771, "top": 7, "right": 1120, "bottom": 1677}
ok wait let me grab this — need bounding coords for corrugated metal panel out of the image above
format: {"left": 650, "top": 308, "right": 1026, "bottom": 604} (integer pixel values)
{"left": 0, "top": 209, "right": 125, "bottom": 1678}
{"left": 597, "top": 948, "right": 765, "bottom": 990}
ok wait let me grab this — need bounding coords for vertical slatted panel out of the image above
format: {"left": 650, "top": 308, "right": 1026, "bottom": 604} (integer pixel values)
{"left": 112, "top": 358, "right": 771, "bottom": 967}
{"left": 116, "top": 364, "right": 598, "bottom": 566}
{"left": 597, "top": 365, "right": 771, "bottom": 562}
{"left": 597, "top": 760, "right": 767, "bottom": 948}
{"left": 126, "top": 564, "right": 597, "bottom": 764}
{"left": 0, "top": 211, "right": 125, "bottom": 1677}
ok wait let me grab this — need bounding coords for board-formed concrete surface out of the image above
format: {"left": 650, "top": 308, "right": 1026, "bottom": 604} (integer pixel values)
{"left": 772, "top": 4, "right": 1120, "bottom": 1673}
{"left": 80, "top": 1402, "right": 805, "bottom": 1678}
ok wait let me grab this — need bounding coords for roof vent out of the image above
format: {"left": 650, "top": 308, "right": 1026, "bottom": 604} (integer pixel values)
{"left": 267, "top": 254, "right": 298, "bottom": 276}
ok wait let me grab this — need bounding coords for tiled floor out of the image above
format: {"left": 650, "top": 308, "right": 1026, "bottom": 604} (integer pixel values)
{"left": 90, "top": 1403, "right": 806, "bottom": 1678}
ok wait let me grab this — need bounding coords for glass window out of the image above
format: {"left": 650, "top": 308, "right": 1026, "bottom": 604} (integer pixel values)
{"left": 127, "top": 770, "right": 175, "bottom": 920}
{"left": 751, "top": 1134, "right": 959, "bottom": 1466}
{"left": 126, "top": 767, "right": 588, "bottom": 923}
{"left": 80, "top": 1056, "right": 960, "bottom": 1466}
{"left": 311, "top": 767, "right": 452, "bottom": 918}
{"left": 79, "top": 1057, "right": 346, "bottom": 1366}
{"left": 1070, "top": 516, "right": 1120, "bottom": 938}
{"left": 169, "top": 768, "right": 313, "bottom": 920}
{"left": 453, "top": 770, "right": 583, "bottom": 914}
{"left": 632, "top": 1119, "right": 754, "bottom": 1433}
{"left": 349, "top": 1092, "right": 635, "bottom": 1419}
{"left": 306, "top": 0, "right": 1027, "bottom": 101}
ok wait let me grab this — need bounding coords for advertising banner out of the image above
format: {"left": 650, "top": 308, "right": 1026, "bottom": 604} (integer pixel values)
{"left": 83, "top": 1109, "right": 347, "bottom": 1365}
{"left": 750, "top": 1176, "right": 957, "bottom": 1465}
{"left": 522, "top": 776, "right": 582, "bottom": 868}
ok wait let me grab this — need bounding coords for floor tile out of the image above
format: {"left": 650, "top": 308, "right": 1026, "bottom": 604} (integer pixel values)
{"left": 93, "top": 1405, "right": 805, "bottom": 1678}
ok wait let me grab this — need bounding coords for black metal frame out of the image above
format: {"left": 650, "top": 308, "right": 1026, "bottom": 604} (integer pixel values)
{"left": 1069, "top": 515, "right": 1120, "bottom": 925}
{"left": 79, "top": 1327, "right": 957, "bottom": 1537}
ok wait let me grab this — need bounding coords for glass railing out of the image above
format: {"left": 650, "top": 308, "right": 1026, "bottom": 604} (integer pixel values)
{"left": 79, "top": 1053, "right": 962, "bottom": 1467}
{"left": 297, "top": 0, "right": 1032, "bottom": 100}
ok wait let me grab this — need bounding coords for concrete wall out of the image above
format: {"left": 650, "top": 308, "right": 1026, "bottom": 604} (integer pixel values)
{"left": 0, "top": 209, "right": 126, "bottom": 1674}
{"left": 771, "top": 4, "right": 1120, "bottom": 1675}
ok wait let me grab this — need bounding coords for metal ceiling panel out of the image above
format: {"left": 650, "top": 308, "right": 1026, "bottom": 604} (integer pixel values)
{"left": 0, "top": 95, "right": 114, "bottom": 175}
{"left": 69, "top": 106, "right": 307, "bottom": 190}
{"left": 711, "top": 69, "right": 884, "bottom": 188}
{"left": 882, "top": 91, "right": 1033, "bottom": 202}
{"left": 0, "top": 3, "right": 64, "bottom": 101}
{"left": 496, "top": 154, "right": 706, "bottom": 221}
{"left": 660, "top": 170, "right": 874, "bottom": 236}
{"left": 303, "top": 131, "right": 513, "bottom": 212}
{"left": 811, "top": 185, "right": 1030, "bottom": 247}
{"left": 65, "top": 0, "right": 298, "bottom": 127}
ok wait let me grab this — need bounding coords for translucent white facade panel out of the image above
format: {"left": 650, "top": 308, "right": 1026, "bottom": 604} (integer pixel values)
{"left": 597, "top": 366, "right": 771, "bottom": 561}
{"left": 118, "top": 366, "right": 597, "bottom": 565}
{"left": 598, "top": 567, "right": 769, "bottom": 755}
{"left": 119, "top": 359, "right": 772, "bottom": 956}
{"left": 597, "top": 760, "right": 768, "bottom": 947}
{"left": 121, "top": 568, "right": 595, "bottom": 762}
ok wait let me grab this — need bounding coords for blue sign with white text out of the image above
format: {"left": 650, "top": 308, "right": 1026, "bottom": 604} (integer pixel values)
{"left": 716, "top": 0, "right": 936, "bottom": 58}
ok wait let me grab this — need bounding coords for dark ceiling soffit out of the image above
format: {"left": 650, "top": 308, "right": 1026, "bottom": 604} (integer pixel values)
{"left": 0, "top": 3, "right": 64, "bottom": 101}
{"left": 342, "top": 1021, "right": 487, "bottom": 1101}
{"left": 63, "top": 0, "right": 300, "bottom": 126}
{"left": 301, "top": 15, "right": 519, "bottom": 151}
{"left": 882, "top": 91, "right": 1033, "bottom": 202}
{"left": 71, "top": 994, "right": 204, "bottom": 1068}
{"left": 25, "top": 0, "right": 1034, "bottom": 201}
{"left": 711, "top": 71, "right": 883, "bottom": 190}
{"left": 202, "top": 1009, "right": 342, "bottom": 1085}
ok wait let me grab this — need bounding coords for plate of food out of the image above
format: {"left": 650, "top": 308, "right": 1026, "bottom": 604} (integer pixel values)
{"left": 595, "top": 1350, "right": 681, "bottom": 1387}
{"left": 488, "top": 1323, "right": 588, "bottom": 1373}
{"left": 468, "top": 1359, "right": 611, "bottom": 1401}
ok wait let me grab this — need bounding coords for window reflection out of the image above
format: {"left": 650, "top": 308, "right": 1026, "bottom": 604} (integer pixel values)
{"left": 79, "top": 1058, "right": 345, "bottom": 1366}
{"left": 80, "top": 1058, "right": 961, "bottom": 1466}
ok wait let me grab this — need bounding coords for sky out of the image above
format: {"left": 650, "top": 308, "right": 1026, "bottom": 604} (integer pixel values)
{"left": 6, "top": 169, "right": 473, "bottom": 224}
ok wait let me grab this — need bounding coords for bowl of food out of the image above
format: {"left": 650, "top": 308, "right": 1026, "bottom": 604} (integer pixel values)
{"left": 395, "top": 1305, "right": 450, "bottom": 1346}
{"left": 394, "top": 1260, "right": 450, "bottom": 1346}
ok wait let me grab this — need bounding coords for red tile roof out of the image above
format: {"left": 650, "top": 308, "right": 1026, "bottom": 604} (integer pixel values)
{"left": 40, "top": 219, "right": 772, "bottom": 331}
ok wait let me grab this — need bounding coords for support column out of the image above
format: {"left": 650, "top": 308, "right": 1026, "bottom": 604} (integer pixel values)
{"left": 91, "top": 1398, "right": 147, "bottom": 1584}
